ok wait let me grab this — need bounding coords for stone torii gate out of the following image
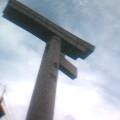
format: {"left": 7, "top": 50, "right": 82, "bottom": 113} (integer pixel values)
{"left": 3, "top": 0, "right": 95, "bottom": 120}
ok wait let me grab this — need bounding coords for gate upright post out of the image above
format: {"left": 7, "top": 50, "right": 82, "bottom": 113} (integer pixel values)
{"left": 26, "top": 36, "right": 61, "bottom": 120}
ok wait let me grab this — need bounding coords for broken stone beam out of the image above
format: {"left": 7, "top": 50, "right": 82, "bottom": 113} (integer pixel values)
{"left": 3, "top": 0, "right": 95, "bottom": 59}
{"left": 60, "top": 54, "right": 77, "bottom": 79}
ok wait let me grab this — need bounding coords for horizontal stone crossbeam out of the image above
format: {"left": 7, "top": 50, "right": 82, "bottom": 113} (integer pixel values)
{"left": 3, "top": 0, "right": 95, "bottom": 59}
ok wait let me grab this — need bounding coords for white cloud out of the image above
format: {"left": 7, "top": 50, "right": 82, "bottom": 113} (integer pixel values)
{"left": 55, "top": 82, "right": 120, "bottom": 120}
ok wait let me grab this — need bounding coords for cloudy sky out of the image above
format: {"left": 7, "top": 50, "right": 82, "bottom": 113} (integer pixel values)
{"left": 0, "top": 0, "right": 120, "bottom": 120}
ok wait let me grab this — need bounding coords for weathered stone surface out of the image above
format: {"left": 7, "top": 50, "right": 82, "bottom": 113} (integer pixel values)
{"left": 26, "top": 36, "right": 61, "bottom": 120}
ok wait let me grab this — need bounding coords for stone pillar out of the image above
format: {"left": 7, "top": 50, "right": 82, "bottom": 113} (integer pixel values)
{"left": 26, "top": 36, "right": 61, "bottom": 120}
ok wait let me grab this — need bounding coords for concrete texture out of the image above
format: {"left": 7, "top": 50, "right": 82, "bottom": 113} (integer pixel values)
{"left": 26, "top": 36, "right": 61, "bottom": 120}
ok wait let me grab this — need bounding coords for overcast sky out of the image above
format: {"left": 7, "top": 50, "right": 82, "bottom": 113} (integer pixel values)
{"left": 0, "top": 0, "right": 120, "bottom": 120}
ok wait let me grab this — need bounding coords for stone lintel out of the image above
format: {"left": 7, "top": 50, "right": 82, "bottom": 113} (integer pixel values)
{"left": 3, "top": 0, "right": 95, "bottom": 59}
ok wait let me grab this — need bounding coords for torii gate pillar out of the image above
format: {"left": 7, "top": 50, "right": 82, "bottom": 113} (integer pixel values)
{"left": 26, "top": 36, "right": 61, "bottom": 120}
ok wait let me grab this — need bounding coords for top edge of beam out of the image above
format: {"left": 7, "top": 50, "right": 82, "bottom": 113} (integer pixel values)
{"left": 3, "top": 0, "right": 95, "bottom": 59}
